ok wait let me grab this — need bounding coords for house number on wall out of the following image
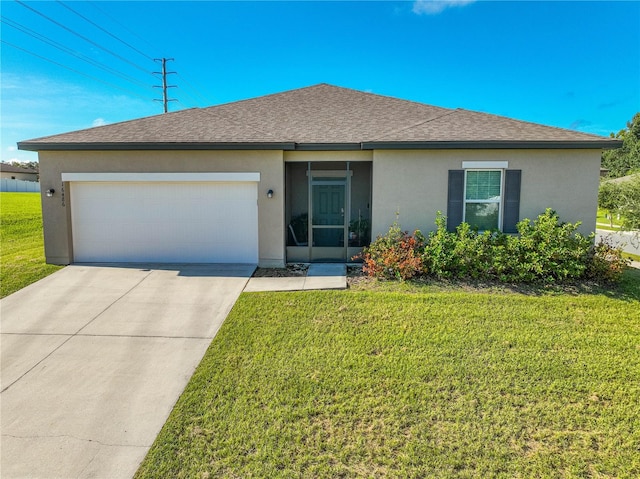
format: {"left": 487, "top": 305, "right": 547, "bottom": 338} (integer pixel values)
{"left": 61, "top": 182, "right": 65, "bottom": 207}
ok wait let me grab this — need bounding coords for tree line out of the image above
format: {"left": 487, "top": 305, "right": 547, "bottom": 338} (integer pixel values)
{"left": 599, "top": 112, "right": 640, "bottom": 231}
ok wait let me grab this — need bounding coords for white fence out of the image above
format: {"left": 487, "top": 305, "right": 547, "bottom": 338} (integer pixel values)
{"left": 1, "top": 178, "right": 41, "bottom": 193}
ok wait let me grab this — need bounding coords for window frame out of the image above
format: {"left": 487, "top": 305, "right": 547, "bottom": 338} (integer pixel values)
{"left": 463, "top": 168, "right": 505, "bottom": 231}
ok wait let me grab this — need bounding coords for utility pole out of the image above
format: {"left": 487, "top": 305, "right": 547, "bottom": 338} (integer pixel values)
{"left": 153, "top": 58, "right": 176, "bottom": 113}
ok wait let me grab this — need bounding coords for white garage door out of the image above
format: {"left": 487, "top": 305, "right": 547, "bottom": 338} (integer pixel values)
{"left": 70, "top": 180, "right": 258, "bottom": 263}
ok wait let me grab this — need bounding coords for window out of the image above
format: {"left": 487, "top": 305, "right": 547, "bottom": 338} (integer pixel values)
{"left": 464, "top": 170, "right": 502, "bottom": 231}
{"left": 447, "top": 168, "right": 521, "bottom": 233}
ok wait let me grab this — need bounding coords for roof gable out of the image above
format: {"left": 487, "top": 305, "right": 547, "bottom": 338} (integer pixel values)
{"left": 18, "top": 83, "right": 621, "bottom": 150}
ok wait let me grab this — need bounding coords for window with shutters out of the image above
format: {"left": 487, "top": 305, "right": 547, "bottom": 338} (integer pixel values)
{"left": 447, "top": 167, "right": 521, "bottom": 233}
{"left": 464, "top": 170, "right": 502, "bottom": 231}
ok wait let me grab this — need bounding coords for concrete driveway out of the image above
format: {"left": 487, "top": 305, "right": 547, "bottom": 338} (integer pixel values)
{"left": 1, "top": 263, "right": 254, "bottom": 479}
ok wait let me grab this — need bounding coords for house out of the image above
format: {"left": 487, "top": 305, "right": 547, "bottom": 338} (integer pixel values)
{"left": 604, "top": 173, "right": 639, "bottom": 185}
{"left": 18, "top": 84, "right": 621, "bottom": 267}
{"left": 0, "top": 162, "right": 39, "bottom": 181}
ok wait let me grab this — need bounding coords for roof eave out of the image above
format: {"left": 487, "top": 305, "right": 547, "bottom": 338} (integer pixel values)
{"left": 362, "top": 140, "right": 624, "bottom": 150}
{"left": 18, "top": 139, "right": 623, "bottom": 152}
{"left": 17, "top": 141, "right": 298, "bottom": 152}
{"left": 294, "top": 143, "right": 363, "bottom": 151}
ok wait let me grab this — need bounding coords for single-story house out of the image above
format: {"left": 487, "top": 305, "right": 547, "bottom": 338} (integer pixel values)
{"left": 0, "top": 162, "right": 39, "bottom": 181}
{"left": 18, "top": 84, "right": 621, "bottom": 267}
{"left": 603, "top": 173, "right": 639, "bottom": 185}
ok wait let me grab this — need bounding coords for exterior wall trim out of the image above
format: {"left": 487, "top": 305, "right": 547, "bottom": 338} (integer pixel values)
{"left": 462, "top": 161, "right": 509, "bottom": 169}
{"left": 61, "top": 172, "right": 261, "bottom": 182}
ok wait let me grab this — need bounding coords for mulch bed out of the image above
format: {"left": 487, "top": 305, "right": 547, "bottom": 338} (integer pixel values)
{"left": 252, "top": 264, "right": 367, "bottom": 287}
{"left": 252, "top": 263, "right": 309, "bottom": 277}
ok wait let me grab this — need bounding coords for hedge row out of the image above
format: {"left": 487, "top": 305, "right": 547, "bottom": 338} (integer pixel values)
{"left": 359, "top": 209, "right": 629, "bottom": 283}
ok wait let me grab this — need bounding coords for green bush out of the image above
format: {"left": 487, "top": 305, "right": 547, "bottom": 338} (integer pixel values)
{"left": 421, "top": 214, "right": 458, "bottom": 279}
{"left": 509, "top": 209, "right": 593, "bottom": 283}
{"left": 586, "top": 238, "right": 630, "bottom": 282}
{"left": 360, "top": 209, "right": 627, "bottom": 284}
{"left": 423, "top": 215, "right": 510, "bottom": 280}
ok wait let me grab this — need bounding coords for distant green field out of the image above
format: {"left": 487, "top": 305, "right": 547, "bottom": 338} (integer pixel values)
{"left": 1, "top": 193, "right": 62, "bottom": 298}
{"left": 597, "top": 208, "right": 623, "bottom": 230}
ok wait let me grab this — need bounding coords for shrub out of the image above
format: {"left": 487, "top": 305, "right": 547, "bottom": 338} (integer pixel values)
{"left": 423, "top": 214, "right": 509, "bottom": 280}
{"left": 422, "top": 214, "right": 458, "bottom": 279}
{"left": 359, "top": 223, "right": 425, "bottom": 280}
{"left": 586, "top": 238, "right": 630, "bottom": 282}
{"left": 509, "top": 209, "right": 594, "bottom": 283}
{"left": 361, "top": 210, "right": 628, "bottom": 284}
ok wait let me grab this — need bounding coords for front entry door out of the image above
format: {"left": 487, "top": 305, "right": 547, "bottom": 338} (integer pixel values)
{"left": 311, "top": 180, "right": 346, "bottom": 261}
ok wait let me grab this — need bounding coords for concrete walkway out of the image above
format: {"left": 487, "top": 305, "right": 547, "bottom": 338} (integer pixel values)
{"left": 596, "top": 229, "right": 640, "bottom": 257}
{"left": 1, "top": 263, "right": 254, "bottom": 479}
{"left": 244, "top": 263, "right": 347, "bottom": 292}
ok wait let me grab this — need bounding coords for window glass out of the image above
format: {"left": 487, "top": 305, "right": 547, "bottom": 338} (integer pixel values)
{"left": 465, "top": 171, "right": 501, "bottom": 200}
{"left": 465, "top": 203, "right": 499, "bottom": 230}
{"left": 464, "top": 170, "right": 502, "bottom": 230}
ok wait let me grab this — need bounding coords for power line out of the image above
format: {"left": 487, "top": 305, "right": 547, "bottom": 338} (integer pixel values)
{"left": 1, "top": 16, "right": 151, "bottom": 89}
{"left": 172, "top": 74, "right": 204, "bottom": 108}
{"left": 176, "top": 72, "right": 210, "bottom": 106}
{"left": 15, "top": 0, "right": 152, "bottom": 75}
{"left": 8, "top": 1, "right": 210, "bottom": 113}
{"left": 56, "top": 1, "right": 154, "bottom": 62}
{"left": 83, "top": 2, "right": 212, "bottom": 108}
{"left": 89, "top": 1, "right": 160, "bottom": 55}
{"left": 84, "top": 2, "right": 212, "bottom": 108}
{"left": 1, "top": 39, "right": 151, "bottom": 102}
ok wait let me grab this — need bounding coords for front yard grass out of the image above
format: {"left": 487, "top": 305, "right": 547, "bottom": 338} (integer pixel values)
{"left": 137, "top": 272, "right": 640, "bottom": 478}
{"left": 1, "top": 192, "right": 62, "bottom": 298}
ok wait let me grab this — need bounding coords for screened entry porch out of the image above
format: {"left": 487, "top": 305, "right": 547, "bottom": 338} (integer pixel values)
{"left": 285, "top": 161, "right": 372, "bottom": 263}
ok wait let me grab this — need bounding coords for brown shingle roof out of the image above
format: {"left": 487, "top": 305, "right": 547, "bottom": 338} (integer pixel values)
{"left": 18, "top": 83, "right": 621, "bottom": 150}
{"left": 604, "top": 173, "right": 640, "bottom": 185}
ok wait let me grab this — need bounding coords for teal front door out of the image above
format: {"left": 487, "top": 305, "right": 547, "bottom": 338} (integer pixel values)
{"left": 311, "top": 181, "right": 346, "bottom": 261}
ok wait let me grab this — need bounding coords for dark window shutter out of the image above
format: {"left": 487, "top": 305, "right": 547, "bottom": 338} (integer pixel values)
{"left": 447, "top": 170, "right": 464, "bottom": 232}
{"left": 503, "top": 169, "right": 521, "bottom": 233}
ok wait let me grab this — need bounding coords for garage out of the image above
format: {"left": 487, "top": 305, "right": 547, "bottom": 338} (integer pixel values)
{"left": 65, "top": 173, "right": 259, "bottom": 264}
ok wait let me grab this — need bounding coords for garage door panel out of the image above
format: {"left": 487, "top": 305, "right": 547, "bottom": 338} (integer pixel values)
{"left": 70, "top": 182, "right": 258, "bottom": 263}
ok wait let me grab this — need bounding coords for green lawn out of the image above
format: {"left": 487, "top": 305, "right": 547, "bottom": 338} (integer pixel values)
{"left": 1, "top": 192, "right": 62, "bottom": 298}
{"left": 597, "top": 208, "right": 624, "bottom": 230}
{"left": 137, "top": 273, "right": 640, "bottom": 478}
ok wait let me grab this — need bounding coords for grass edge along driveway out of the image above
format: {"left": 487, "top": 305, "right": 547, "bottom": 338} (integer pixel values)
{"left": 136, "top": 278, "right": 640, "bottom": 479}
{"left": 1, "top": 193, "right": 62, "bottom": 298}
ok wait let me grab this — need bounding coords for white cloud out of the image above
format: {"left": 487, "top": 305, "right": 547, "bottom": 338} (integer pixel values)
{"left": 7, "top": 146, "right": 17, "bottom": 152}
{"left": 413, "top": 0, "right": 476, "bottom": 15}
{"left": 92, "top": 118, "right": 108, "bottom": 127}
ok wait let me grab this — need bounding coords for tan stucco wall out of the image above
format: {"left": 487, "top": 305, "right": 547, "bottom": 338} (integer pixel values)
{"left": 38, "top": 150, "right": 285, "bottom": 267}
{"left": 372, "top": 149, "right": 601, "bottom": 238}
{"left": 38, "top": 147, "right": 601, "bottom": 266}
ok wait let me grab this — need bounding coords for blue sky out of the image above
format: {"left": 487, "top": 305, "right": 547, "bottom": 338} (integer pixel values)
{"left": 2, "top": 1, "right": 639, "bottom": 164}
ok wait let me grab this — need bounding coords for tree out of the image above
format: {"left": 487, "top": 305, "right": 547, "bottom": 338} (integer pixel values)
{"left": 601, "top": 112, "right": 640, "bottom": 178}
{"left": 618, "top": 175, "right": 640, "bottom": 230}
{"left": 8, "top": 161, "right": 38, "bottom": 171}
{"left": 598, "top": 181, "right": 623, "bottom": 227}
